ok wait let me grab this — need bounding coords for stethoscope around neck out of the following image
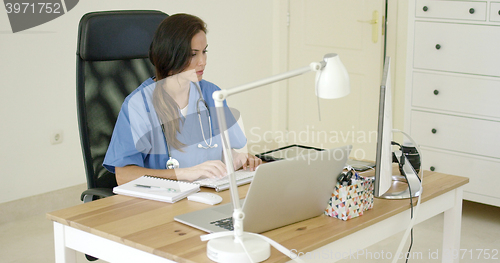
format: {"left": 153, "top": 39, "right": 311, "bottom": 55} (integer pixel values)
{"left": 162, "top": 82, "right": 218, "bottom": 169}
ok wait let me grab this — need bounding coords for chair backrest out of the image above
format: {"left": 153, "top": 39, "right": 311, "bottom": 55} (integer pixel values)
{"left": 77, "top": 10, "right": 168, "bottom": 190}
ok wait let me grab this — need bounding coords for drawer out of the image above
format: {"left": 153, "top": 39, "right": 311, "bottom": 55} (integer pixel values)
{"left": 411, "top": 72, "right": 500, "bottom": 119}
{"left": 410, "top": 110, "right": 500, "bottom": 159}
{"left": 413, "top": 21, "right": 500, "bottom": 77}
{"left": 491, "top": 2, "right": 500, "bottom": 22}
{"left": 415, "top": 0, "right": 486, "bottom": 21}
{"left": 421, "top": 148, "right": 500, "bottom": 200}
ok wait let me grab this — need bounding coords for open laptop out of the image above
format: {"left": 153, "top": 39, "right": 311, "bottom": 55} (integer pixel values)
{"left": 174, "top": 145, "right": 351, "bottom": 233}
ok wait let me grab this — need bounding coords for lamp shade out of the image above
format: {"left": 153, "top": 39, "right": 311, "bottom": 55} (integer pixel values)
{"left": 315, "top": 53, "right": 350, "bottom": 99}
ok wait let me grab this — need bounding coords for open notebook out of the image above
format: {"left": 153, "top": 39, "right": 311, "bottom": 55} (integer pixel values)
{"left": 113, "top": 176, "right": 200, "bottom": 203}
{"left": 193, "top": 170, "right": 256, "bottom": 192}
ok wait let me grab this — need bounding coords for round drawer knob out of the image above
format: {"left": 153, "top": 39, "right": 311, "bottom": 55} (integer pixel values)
{"left": 469, "top": 8, "right": 475, "bottom": 14}
{"left": 498, "top": 10, "right": 500, "bottom": 16}
{"left": 431, "top": 128, "right": 437, "bottom": 134}
{"left": 430, "top": 166, "right": 436, "bottom": 172}
{"left": 435, "top": 44, "right": 441, "bottom": 50}
{"left": 433, "top": 89, "right": 439, "bottom": 95}
{"left": 423, "top": 6, "right": 428, "bottom": 12}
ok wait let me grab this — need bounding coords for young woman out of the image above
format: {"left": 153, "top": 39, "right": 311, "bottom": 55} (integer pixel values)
{"left": 103, "top": 14, "right": 261, "bottom": 185}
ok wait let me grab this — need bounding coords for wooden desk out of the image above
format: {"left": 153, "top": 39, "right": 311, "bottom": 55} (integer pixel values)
{"left": 47, "top": 171, "right": 468, "bottom": 263}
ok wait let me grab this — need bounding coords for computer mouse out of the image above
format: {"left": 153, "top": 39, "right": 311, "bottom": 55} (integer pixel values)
{"left": 187, "top": 192, "right": 223, "bottom": 205}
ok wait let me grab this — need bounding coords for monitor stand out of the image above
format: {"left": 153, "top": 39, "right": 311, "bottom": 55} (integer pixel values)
{"left": 378, "top": 151, "right": 422, "bottom": 199}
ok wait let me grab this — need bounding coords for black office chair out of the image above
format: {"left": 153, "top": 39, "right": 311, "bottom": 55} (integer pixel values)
{"left": 77, "top": 10, "right": 168, "bottom": 203}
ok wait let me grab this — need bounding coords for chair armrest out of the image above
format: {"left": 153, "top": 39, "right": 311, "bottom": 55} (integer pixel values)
{"left": 81, "top": 188, "right": 115, "bottom": 203}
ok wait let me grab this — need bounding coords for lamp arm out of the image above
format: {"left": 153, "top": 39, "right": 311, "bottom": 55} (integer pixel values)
{"left": 212, "top": 60, "right": 326, "bottom": 238}
{"left": 213, "top": 99, "right": 241, "bottom": 212}
{"left": 213, "top": 62, "right": 323, "bottom": 102}
{"left": 212, "top": 62, "right": 323, "bottom": 220}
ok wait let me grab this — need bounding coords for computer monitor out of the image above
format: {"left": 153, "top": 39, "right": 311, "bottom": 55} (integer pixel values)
{"left": 374, "top": 57, "right": 421, "bottom": 199}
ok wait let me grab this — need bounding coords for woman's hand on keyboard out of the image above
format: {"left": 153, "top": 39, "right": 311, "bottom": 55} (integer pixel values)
{"left": 175, "top": 160, "right": 227, "bottom": 181}
{"left": 232, "top": 151, "right": 262, "bottom": 171}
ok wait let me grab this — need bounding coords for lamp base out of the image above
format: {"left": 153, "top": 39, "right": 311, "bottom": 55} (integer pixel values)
{"left": 206, "top": 233, "right": 271, "bottom": 263}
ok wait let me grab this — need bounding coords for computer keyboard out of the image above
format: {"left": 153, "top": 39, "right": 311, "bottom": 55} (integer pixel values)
{"left": 194, "top": 170, "right": 256, "bottom": 192}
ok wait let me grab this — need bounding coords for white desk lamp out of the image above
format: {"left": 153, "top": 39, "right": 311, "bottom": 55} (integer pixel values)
{"left": 200, "top": 53, "right": 350, "bottom": 263}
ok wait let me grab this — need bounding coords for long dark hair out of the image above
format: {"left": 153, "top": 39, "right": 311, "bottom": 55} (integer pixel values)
{"left": 150, "top": 14, "right": 207, "bottom": 151}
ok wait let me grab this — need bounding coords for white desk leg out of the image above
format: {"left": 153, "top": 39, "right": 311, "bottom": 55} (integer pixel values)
{"left": 442, "top": 187, "right": 463, "bottom": 263}
{"left": 53, "top": 222, "right": 77, "bottom": 263}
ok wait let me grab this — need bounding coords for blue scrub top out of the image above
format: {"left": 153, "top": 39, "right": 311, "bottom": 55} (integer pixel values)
{"left": 103, "top": 78, "right": 247, "bottom": 173}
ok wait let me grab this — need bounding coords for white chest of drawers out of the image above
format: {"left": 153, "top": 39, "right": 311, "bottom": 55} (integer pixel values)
{"left": 405, "top": 0, "right": 500, "bottom": 207}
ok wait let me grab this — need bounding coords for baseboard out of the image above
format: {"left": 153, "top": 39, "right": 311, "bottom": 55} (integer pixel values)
{"left": 0, "top": 183, "right": 87, "bottom": 225}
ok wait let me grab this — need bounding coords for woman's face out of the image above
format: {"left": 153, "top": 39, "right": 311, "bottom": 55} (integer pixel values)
{"left": 184, "top": 30, "right": 208, "bottom": 82}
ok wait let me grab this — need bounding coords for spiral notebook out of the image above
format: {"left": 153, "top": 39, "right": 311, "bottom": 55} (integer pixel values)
{"left": 113, "top": 175, "right": 200, "bottom": 203}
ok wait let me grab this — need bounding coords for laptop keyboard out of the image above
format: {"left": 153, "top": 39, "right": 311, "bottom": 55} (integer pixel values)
{"left": 210, "top": 217, "right": 234, "bottom": 231}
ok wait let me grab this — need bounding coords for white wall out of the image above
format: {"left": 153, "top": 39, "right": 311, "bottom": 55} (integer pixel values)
{"left": 0, "top": 0, "right": 276, "bottom": 204}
